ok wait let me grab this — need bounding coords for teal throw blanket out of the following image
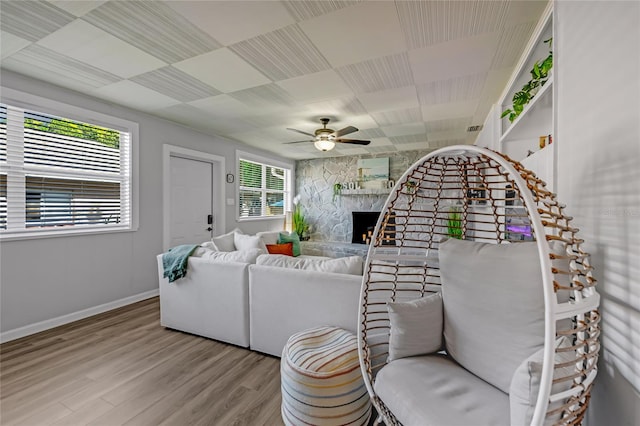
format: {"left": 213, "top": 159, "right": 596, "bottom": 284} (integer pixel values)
{"left": 162, "top": 244, "right": 199, "bottom": 283}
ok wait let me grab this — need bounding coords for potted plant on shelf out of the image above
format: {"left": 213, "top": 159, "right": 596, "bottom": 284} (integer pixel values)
{"left": 501, "top": 38, "right": 553, "bottom": 123}
{"left": 332, "top": 183, "right": 342, "bottom": 202}
{"left": 447, "top": 206, "right": 463, "bottom": 239}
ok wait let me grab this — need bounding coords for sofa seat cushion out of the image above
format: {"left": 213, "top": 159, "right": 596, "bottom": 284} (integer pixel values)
{"left": 374, "top": 355, "right": 509, "bottom": 426}
{"left": 256, "top": 254, "right": 363, "bottom": 275}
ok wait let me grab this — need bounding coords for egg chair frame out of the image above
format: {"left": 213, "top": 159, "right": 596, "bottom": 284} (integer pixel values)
{"left": 357, "top": 145, "right": 600, "bottom": 426}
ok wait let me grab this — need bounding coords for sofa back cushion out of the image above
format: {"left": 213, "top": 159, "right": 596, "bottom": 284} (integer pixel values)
{"left": 200, "top": 248, "right": 264, "bottom": 264}
{"left": 212, "top": 228, "right": 241, "bottom": 252}
{"left": 439, "top": 239, "right": 545, "bottom": 393}
{"left": 256, "top": 254, "right": 363, "bottom": 276}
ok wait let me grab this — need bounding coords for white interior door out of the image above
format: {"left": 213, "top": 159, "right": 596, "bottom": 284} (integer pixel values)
{"left": 169, "top": 156, "right": 214, "bottom": 247}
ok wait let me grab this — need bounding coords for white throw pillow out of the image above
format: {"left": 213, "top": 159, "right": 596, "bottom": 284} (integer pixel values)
{"left": 200, "top": 248, "right": 264, "bottom": 264}
{"left": 439, "top": 239, "right": 545, "bottom": 393}
{"left": 387, "top": 293, "right": 443, "bottom": 362}
{"left": 234, "top": 232, "right": 267, "bottom": 251}
{"left": 212, "top": 228, "right": 241, "bottom": 252}
{"left": 509, "top": 337, "right": 576, "bottom": 426}
{"left": 256, "top": 254, "right": 363, "bottom": 276}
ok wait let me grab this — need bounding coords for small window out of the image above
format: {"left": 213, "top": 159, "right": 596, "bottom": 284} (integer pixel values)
{"left": 0, "top": 98, "right": 136, "bottom": 238}
{"left": 238, "top": 158, "right": 289, "bottom": 219}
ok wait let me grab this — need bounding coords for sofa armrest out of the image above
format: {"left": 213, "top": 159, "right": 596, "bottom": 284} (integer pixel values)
{"left": 157, "top": 255, "right": 250, "bottom": 347}
{"left": 249, "top": 264, "right": 362, "bottom": 357}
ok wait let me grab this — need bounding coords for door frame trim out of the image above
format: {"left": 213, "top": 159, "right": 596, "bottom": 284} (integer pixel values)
{"left": 163, "top": 144, "right": 226, "bottom": 251}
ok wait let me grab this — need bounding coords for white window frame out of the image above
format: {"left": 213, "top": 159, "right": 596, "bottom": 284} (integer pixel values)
{"left": 236, "top": 150, "right": 291, "bottom": 221}
{"left": 0, "top": 87, "right": 139, "bottom": 241}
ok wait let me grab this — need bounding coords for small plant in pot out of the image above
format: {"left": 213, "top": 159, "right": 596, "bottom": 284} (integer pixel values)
{"left": 447, "top": 206, "right": 463, "bottom": 239}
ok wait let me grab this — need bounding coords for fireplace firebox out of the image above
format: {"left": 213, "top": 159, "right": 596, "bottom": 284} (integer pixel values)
{"left": 352, "top": 211, "right": 395, "bottom": 245}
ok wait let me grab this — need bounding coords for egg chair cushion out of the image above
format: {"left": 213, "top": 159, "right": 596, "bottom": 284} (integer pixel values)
{"left": 510, "top": 336, "right": 576, "bottom": 426}
{"left": 374, "top": 354, "right": 509, "bottom": 425}
{"left": 439, "top": 239, "right": 545, "bottom": 393}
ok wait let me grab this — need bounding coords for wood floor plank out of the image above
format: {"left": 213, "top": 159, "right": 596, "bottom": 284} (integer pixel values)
{"left": 0, "top": 298, "right": 285, "bottom": 426}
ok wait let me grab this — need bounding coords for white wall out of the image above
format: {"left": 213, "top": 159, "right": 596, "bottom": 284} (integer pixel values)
{"left": 0, "top": 70, "right": 294, "bottom": 337}
{"left": 555, "top": 1, "right": 640, "bottom": 424}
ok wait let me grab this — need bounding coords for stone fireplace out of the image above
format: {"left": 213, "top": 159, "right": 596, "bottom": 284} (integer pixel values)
{"left": 352, "top": 211, "right": 395, "bottom": 245}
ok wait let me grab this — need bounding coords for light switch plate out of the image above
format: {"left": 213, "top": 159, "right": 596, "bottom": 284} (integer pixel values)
{"left": 226, "top": 198, "right": 235, "bottom": 206}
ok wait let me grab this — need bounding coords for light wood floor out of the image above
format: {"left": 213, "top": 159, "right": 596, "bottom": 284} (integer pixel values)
{"left": 0, "top": 297, "right": 284, "bottom": 426}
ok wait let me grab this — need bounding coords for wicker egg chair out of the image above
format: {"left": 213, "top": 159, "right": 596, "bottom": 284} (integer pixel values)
{"left": 357, "top": 145, "right": 600, "bottom": 426}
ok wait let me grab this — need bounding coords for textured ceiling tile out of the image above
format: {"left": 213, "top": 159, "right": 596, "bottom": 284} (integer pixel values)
{"left": 282, "top": 1, "right": 361, "bottom": 21}
{"left": 2, "top": 44, "right": 120, "bottom": 90}
{"left": 396, "top": 1, "right": 510, "bottom": 49}
{"left": 166, "top": 1, "right": 295, "bottom": 46}
{"left": 230, "top": 24, "right": 331, "bottom": 81}
{"left": 336, "top": 53, "right": 414, "bottom": 94}
{"left": 299, "top": 1, "right": 405, "bottom": 67}
{"left": 37, "top": 20, "right": 166, "bottom": 79}
{"left": 174, "top": 48, "right": 270, "bottom": 94}
{"left": 425, "top": 117, "right": 472, "bottom": 134}
{"left": 83, "top": 1, "right": 221, "bottom": 64}
{"left": 372, "top": 107, "right": 422, "bottom": 127}
{"left": 302, "top": 97, "right": 367, "bottom": 120}
{"left": 357, "top": 86, "right": 419, "bottom": 113}
{"left": 189, "top": 94, "right": 256, "bottom": 118}
{"left": 229, "top": 83, "right": 298, "bottom": 109}
{"left": 356, "top": 128, "right": 386, "bottom": 139}
{"left": 366, "top": 145, "right": 398, "bottom": 154}
{"left": 1, "top": 31, "right": 31, "bottom": 60}
{"left": 491, "top": 22, "right": 537, "bottom": 69}
{"left": 389, "top": 134, "right": 428, "bottom": 145}
{"left": 131, "top": 66, "right": 221, "bottom": 102}
{"left": 276, "top": 70, "right": 352, "bottom": 103}
{"left": 382, "top": 122, "right": 427, "bottom": 138}
{"left": 0, "top": 1, "right": 75, "bottom": 42}
{"left": 49, "top": 0, "right": 106, "bottom": 17}
{"left": 409, "top": 32, "right": 499, "bottom": 84}
{"left": 417, "top": 73, "right": 486, "bottom": 106}
{"left": 92, "top": 80, "right": 181, "bottom": 111}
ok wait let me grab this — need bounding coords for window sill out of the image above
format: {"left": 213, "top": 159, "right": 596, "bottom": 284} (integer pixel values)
{"left": 236, "top": 216, "right": 284, "bottom": 222}
{"left": 0, "top": 225, "right": 137, "bottom": 241}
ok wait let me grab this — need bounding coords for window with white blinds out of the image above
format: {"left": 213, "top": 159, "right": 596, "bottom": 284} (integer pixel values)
{"left": 238, "top": 158, "right": 289, "bottom": 219}
{"left": 0, "top": 101, "right": 135, "bottom": 237}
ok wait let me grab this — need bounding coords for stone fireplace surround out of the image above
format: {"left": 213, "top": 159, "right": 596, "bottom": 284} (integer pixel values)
{"left": 295, "top": 148, "right": 432, "bottom": 258}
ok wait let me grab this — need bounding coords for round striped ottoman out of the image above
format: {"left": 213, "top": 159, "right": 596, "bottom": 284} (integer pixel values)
{"left": 281, "top": 326, "right": 371, "bottom": 426}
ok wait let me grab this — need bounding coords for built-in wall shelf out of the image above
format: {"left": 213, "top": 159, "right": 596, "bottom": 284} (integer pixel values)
{"left": 340, "top": 188, "right": 389, "bottom": 196}
{"left": 500, "top": 75, "right": 553, "bottom": 144}
{"left": 494, "top": 1, "right": 555, "bottom": 192}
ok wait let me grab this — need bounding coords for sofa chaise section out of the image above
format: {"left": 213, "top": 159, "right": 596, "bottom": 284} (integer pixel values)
{"left": 157, "top": 255, "right": 250, "bottom": 347}
{"left": 248, "top": 264, "right": 362, "bottom": 357}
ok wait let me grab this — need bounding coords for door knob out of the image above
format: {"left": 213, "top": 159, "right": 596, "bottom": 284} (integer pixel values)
{"left": 206, "top": 227, "right": 213, "bottom": 232}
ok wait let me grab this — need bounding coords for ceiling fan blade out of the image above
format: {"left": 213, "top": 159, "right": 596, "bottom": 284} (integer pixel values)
{"left": 283, "top": 140, "right": 313, "bottom": 145}
{"left": 336, "top": 138, "right": 371, "bottom": 145}
{"left": 286, "top": 128, "right": 315, "bottom": 137}
{"left": 333, "top": 126, "right": 358, "bottom": 137}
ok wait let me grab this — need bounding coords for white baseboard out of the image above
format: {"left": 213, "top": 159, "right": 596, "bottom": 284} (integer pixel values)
{"left": 0, "top": 289, "right": 159, "bottom": 343}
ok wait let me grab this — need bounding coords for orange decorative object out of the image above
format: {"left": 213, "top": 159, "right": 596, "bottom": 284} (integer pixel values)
{"left": 266, "top": 242, "right": 294, "bottom": 256}
{"left": 539, "top": 135, "right": 546, "bottom": 149}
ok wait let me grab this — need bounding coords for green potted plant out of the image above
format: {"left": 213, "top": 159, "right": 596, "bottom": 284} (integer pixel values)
{"left": 333, "top": 183, "right": 342, "bottom": 202}
{"left": 501, "top": 38, "right": 553, "bottom": 123}
{"left": 447, "top": 206, "right": 463, "bottom": 239}
{"left": 292, "top": 195, "right": 310, "bottom": 240}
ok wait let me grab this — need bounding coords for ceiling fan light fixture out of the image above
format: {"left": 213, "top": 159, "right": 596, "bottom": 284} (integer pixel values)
{"left": 314, "top": 139, "right": 335, "bottom": 151}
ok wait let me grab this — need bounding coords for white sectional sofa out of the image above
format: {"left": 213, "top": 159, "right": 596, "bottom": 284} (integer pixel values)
{"left": 157, "top": 238, "right": 364, "bottom": 357}
{"left": 248, "top": 264, "right": 361, "bottom": 356}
